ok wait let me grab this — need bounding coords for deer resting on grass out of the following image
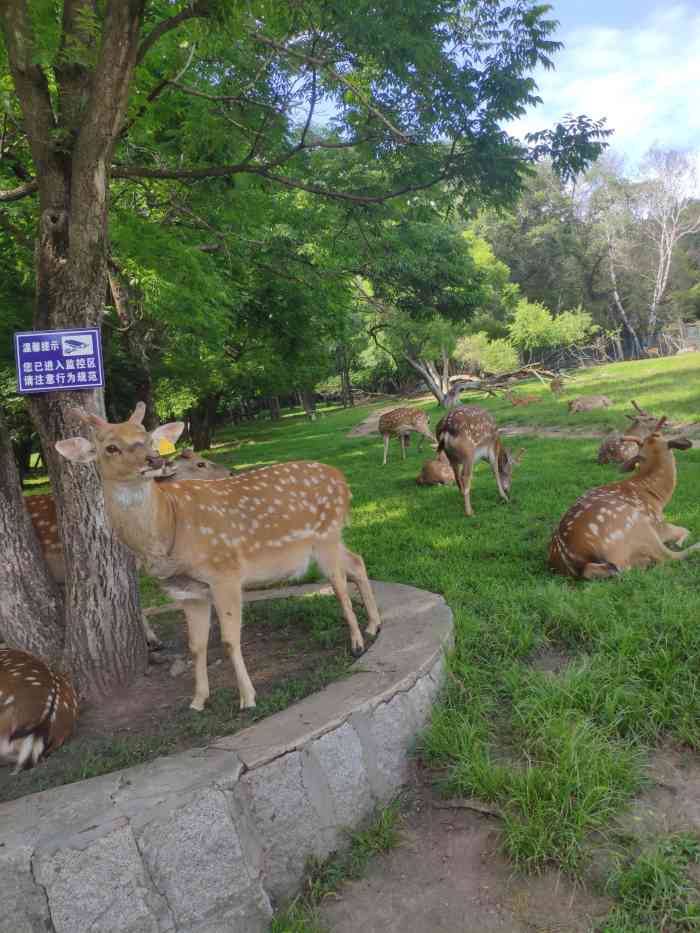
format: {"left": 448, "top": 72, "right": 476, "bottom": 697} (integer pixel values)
{"left": 56, "top": 403, "right": 381, "bottom": 711}
{"left": 504, "top": 388, "right": 540, "bottom": 407}
{"left": 549, "top": 417, "right": 699, "bottom": 579}
{"left": 416, "top": 450, "right": 455, "bottom": 486}
{"left": 435, "top": 406, "right": 524, "bottom": 516}
{"left": 25, "top": 449, "right": 232, "bottom": 649}
{"left": 596, "top": 401, "right": 660, "bottom": 465}
{"left": 378, "top": 408, "right": 435, "bottom": 465}
{"left": 568, "top": 395, "right": 613, "bottom": 413}
{"left": 0, "top": 648, "right": 78, "bottom": 772}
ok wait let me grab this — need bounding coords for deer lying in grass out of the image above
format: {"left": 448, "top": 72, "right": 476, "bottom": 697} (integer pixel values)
{"left": 26, "top": 449, "right": 232, "bottom": 648}
{"left": 416, "top": 450, "right": 455, "bottom": 486}
{"left": 435, "top": 406, "right": 524, "bottom": 516}
{"left": 568, "top": 395, "right": 613, "bottom": 413}
{"left": 549, "top": 417, "right": 699, "bottom": 579}
{"left": 56, "top": 404, "right": 381, "bottom": 710}
{"left": 504, "top": 388, "right": 540, "bottom": 406}
{"left": 0, "top": 648, "right": 78, "bottom": 772}
{"left": 596, "top": 401, "right": 660, "bottom": 465}
{"left": 378, "top": 407, "right": 435, "bottom": 465}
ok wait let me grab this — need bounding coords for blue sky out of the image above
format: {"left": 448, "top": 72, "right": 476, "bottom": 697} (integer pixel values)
{"left": 508, "top": 1, "right": 700, "bottom": 166}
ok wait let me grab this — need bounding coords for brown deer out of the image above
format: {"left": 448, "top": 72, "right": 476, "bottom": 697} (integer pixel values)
{"left": 435, "top": 405, "right": 525, "bottom": 516}
{"left": 378, "top": 407, "right": 435, "bottom": 465}
{"left": 25, "top": 450, "right": 232, "bottom": 648}
{"left": 596, "top": 401, "right": 660, "bottom": 465}
{"left": 416, "top": 450, "right": 455, "bottom": 486}
{"left": 550, "top": 375, "right": 565, "bottom": 396}
{"left": 504, "top": 388, "right": 540, "bottom": 406}
{"left": 0, "top": 648, "right": 78, "bottom": 772}
{"left": 56, "top": 404, "right": 381, "bottom": 711}
{"left": 549, "top": 417, "right": 699, "bottom": 579}
{"left": 568, "top": 395, "right": 613, "bottom": 413}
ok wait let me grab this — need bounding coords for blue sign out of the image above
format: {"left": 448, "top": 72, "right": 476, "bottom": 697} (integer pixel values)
{"left": 14, "top": 328, "right": 104, "bottom": 395}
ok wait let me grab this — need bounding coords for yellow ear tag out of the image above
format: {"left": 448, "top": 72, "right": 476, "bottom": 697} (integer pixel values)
{"left": 157, "top": 439, "right": 176, "bottom": 455}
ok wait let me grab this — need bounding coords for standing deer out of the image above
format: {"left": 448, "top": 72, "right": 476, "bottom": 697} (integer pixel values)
{"left": 435, "top": 406, "right": 525, "bottom": 516}
{"left": 549, "top": 417, "right": 699, "bottom": 579}
{"left": 0, "top": 648, "right": 78, "bottom": 772}
{"left": 378, "top": 407, "right": 435, "bottom": 465}
{"left": 416, "top": 450, "right": 455, "bottom": 486}
{"left": 568, "top": 395, "right": 613, "bottom": 413}
{"left": 56, "top": 404, "right": 381, "bottom": 711}
{"left": 550, "top": 375, "right": 565, "bottom": 396}
{"left": 25, "top": 450, "right": 232, "bottom": 648}
{"left": 596, "top": 401, "right": 660, "bottom": 465}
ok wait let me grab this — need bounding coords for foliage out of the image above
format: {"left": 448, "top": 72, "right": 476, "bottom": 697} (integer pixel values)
{"left": 454, "top": 332, "right": 519, "bottom": 373}
{"left": 508, "top": 298, "right": 598, "bottom": 353}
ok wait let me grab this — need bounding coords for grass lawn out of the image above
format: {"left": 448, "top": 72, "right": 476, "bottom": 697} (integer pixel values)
{"left": 208, "top": 353, "right": 700, "bottom": 926}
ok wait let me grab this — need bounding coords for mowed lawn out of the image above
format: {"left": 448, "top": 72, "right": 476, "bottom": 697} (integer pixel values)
{"left": 209, "top": 352, "right": 700, "bottom": 898}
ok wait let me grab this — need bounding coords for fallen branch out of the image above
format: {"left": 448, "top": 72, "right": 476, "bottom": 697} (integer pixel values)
{"left": 433, "top": 797, "right": 503, "bottom": 819}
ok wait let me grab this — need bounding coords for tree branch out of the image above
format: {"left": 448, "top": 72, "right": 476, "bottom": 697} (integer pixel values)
{"left": 136, "top": 0, "right": 210, "bottom": 65}
{"left": 0, "top": 179, "right": 39, "bottom": 202}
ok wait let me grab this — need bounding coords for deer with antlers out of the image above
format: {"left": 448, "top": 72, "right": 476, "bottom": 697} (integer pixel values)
{"left": 596, "top": 401, "right": 660, "bottom": 465}
{"left": 549, "top": 417, "right": 699, "bottom": 579}
{"left": 0, "top": 648, "right": 78, "bottom": 772}
{"left": 378, "top": 407, "right": 435, "bottom": 465}
{"left": 56, "top": 403, "right": 381, "bottom": 711}
{"left": 435, "top": 406, "right": 525, "bottom": 516}
{"left": 25, "top": 450, "right": 232, "bottom": 649}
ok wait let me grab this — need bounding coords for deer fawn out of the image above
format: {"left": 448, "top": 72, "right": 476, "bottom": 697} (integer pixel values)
{"left": 25, "top": 450, "right": 232, "bottom": 648}
{"left": 435, "top": 406, "right": 524, "bottom": 516}
{"left": 0, "top": 648, "right": 78, "bottom": 772}
{"left": 568, "top": 394, "right": 613, "bottom": 413}
{"left": 378, "top": 408, "right": 435, "bottom": 465}
{"left": 504, "top": 388, "right": 539, "bottom": 406}
{"left": 549, "top": 417, "right": 699, "bottom": 579}
{"left": 56, "top": 403, "right": 381, "bottom": 711}
{"left": 416, "top": 450, "right": 455, "bottom": 486}
{"left": 596, "top": 400, "right": 660, "bottom": 465}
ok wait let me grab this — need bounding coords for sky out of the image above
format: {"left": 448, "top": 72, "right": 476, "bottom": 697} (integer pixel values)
{"left": 508, "top": 1, "right": 700, "bottom": 168}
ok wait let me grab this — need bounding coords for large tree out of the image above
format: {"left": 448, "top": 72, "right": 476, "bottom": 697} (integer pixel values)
{"left": 0, "top": 0, "right": 609, "bottom": 697}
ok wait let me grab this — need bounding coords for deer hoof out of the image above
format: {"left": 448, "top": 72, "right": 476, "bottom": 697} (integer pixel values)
{"left": 190, "top": 698, "right": 207, "bottom": 712}
{"left": 351, "top": 642, "right": 365, "bottom": 658}
{"left": 239, "top": 696, "right": 256, "bottom": 710}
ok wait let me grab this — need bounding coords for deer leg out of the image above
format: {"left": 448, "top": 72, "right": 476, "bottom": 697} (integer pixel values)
{"left": 460, "top": 463, "right": 474, "bottom": 516}
{"left": 340, "top": 545, "right": 382, "bottom": 638}
{"left": 210, "top": 581, "right": 256, "bottom": 709}
{"left": 400, "top": 434, "right": 407, "bottom": 460}
{"left": 383, "top": 435, "right": 389, "bottom": 466}
{"left": 582, "top": 561, "right": 620, "bottom": 580}
{"left": 314, "top": 542, "right": 365, "bottom": 655}
{"left": 658, "top": 522, "right": 691, "bottom": 547}
{"left": 417, "top": 433, "right": 424, "bottom": 452}
{"left": 142, "top": 614, "right": 163, "bottom": 650}
{"left": 489, "top": 453, "right": 509, "bottom": 503}
{"left": 181, "top": 598, "right": 212, "bottom": 711}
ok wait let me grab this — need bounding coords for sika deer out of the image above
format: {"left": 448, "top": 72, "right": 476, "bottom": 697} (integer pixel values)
{"left": 504, "top": 389, "right": 540, "bottom": 406}
{"left": 0, "top": 648, "right": 78, "bottom": 772}
{"left": 56, "top": 404, "right": 381, "bottom": 711}
{"left": 378, "top": 408, "right": 435, "bottom": 465}
{"left": 549, "top": 417, "right": 700, "bottom": 579}
{"left": 568, "top": 395, "right": 613, "bottom": 413}
{"left": 596, "top": 401, "right": 660, "bottom": 465}
{"left": 435, "top": 406, "right": 524, "bottom": 516}
{"left": 25, "top": 449, "right": 232, "bottom": 648}
{"left": 416, "top": 450, "right": 455, "bottom": 486}
{"left": 550, "top": 376, "right": 565, "bottom": 396}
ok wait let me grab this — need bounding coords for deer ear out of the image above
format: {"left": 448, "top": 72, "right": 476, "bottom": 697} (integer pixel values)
{"left": 75, "top": 410, "right": 109, "bottom": 432}
{"left": 128, "top": 402, "right": 146, "bottom": 425}
{"left": 55, "top": 437, "right": 97, "bottom": 463}
{"left": 151, "top": 422, "right": 185, "bottom": 447}
{"left": 620, "top": 453, "right": 641, "bottom": 472}
{"left": 178, "top": 448, "right": 195, "bottom": 459}
{"left": 668, "top": 437, "right": 692, "bottom": 451}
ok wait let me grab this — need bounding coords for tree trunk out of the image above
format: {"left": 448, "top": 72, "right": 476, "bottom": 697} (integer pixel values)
{"left": 189, "top": 393, "right": 221, "bottom": 450}
{"left": 269, "top": 396, "right": 281, "bottom": 421}
{"left": 301, "top": 388, "right": 317, "bottom": 421}
{"left": 402, "top": 354, "right": 467, "bottom": 408}
{"left": 0, "top": 411, "right": 65, "bottom": 662}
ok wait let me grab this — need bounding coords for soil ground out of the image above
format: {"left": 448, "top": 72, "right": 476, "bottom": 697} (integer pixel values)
{"left": 319, "top": 746, "right": 700, "bottom": 933}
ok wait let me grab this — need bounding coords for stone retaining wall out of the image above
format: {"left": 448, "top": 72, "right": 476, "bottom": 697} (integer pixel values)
{"left": 0, "top": 581, "right": 453, "bottom": 933}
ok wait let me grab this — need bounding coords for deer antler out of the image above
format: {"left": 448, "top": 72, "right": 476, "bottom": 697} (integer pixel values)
{"left": 631, "top": 400, "right": 649, "bottom": 416}
{"left": 652, "top": 416, "right": 667, "bottom": 434}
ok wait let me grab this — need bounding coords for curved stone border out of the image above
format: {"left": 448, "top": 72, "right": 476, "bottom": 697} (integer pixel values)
{"left": 0, "top": 581, "right": 453, "bottom": 933}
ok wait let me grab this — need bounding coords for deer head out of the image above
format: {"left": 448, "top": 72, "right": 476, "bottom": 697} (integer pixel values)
{"left": 620, "top": 417, "right": 692, "bottom": 473}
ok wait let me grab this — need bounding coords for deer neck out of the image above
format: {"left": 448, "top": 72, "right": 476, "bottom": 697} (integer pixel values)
{"left": 633, "top": 451, "right": 676, "bottom": 508}
{"left": 102, "top": 478, "right": 175, "bottom": 560}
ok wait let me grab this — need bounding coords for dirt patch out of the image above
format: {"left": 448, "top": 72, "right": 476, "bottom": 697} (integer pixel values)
{"left": 319, "top": 777, "right": 610, "bottom": 933}
{"left": 347, "top": 406, "right": 399, "bottom": 438}
{"left": 619, "top": 746, "right": 700, "bottom": 841}
{"left": 528, "top": 647, "right": 574, "bottom": 675}
{"left": 0, "top": 595, "right": 358, "bottom": 803}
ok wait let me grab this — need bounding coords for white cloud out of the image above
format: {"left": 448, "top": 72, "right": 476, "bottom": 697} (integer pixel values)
{"left": 508, "top": 4, "right": 700, "bottom": 165}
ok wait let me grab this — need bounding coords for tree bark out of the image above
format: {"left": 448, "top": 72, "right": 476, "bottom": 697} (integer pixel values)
{"left": 268, "top": 396, "right": 281, "bottom": 421}
{"left": 301, "top": 388, "right": 317, "bottom": 420}
{"left": 189, "top": 393, "right": 221, "bottom": 450}
{"left": 0, "top": 411, "right": 65, "bottom": 662}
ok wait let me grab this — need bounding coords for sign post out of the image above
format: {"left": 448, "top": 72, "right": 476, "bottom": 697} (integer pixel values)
{"left": 14, "top": 328, "right": 104, "bottom": 395}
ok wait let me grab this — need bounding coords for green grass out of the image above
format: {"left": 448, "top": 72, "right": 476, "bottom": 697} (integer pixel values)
{"left": 271, "top": 798, "right": 403, "bottom": 933}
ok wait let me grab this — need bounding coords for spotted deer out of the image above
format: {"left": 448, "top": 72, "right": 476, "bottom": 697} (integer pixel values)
{"left": 56, "top": 404, "right": 381, "bottom": 711}
{"left": 0, "top": 648, "right": 78, "bottom": 772}
{"left": 568, "top": 394, "right": 613, "bottom": 413}
{"left": 596, "top": 401, "right": 660, "bottom": 465}
{"left": 416, "top": 450, "right": 455, "bottom": 486}
{"left": 25, "top": 450, "right": 232, "bottom": 648}
{"left": 550, "top": 375, "right": 565, "bottom": 396}
{"left": 504, "top": 388, "right": 540, "bottom": 406}
{"left": 378, "top": 407, "right": 435, "bottom": 465}
{"left": 435, "top": 405, "right": 525, "bottom": 516}
{"left": 549, "top": 417, "right": 700, "bottom": 579}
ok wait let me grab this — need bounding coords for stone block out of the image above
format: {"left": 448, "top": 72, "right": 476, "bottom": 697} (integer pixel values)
{"left": 0, "top": 847, "right": 51, "bottom": 933}
{"left": 309, "top": 721, "right": 374, "bottom": 831}
{"left": 137, "top": 786, "right": 271, "bottom": 930}
{"left": 352, "top": 693, "right": 416, "bottom": 801}
{"left": 34, "top": 818, "right": 170, "bottom": 933}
